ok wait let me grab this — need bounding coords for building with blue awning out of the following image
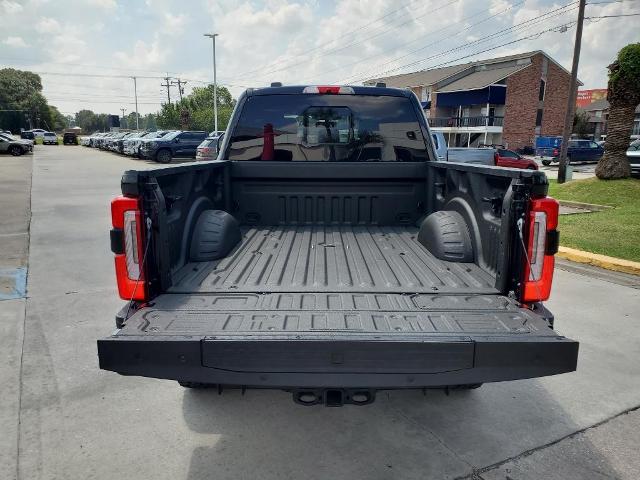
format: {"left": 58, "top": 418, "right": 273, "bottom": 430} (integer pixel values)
{"left": 365, "top": 51, "right": 580, "bottom": 150}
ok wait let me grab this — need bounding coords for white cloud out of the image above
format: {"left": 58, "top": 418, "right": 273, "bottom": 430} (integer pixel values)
{"left": 87, "top": 0, "right": 117, "bottom": 10}
{"left": 36, "top": 18, "right": 62, "bottom": 34}
{"left": 1, "top": 0, "right": 22, "bottom": 14}
{"left": 163, "top": 12, "right": 188, "bottom": 35}
{"left": 113, "top": 33, "right": 168, "bottom": 69}
{"left": 2, "top": 35, "right": 27, "bottom": 47}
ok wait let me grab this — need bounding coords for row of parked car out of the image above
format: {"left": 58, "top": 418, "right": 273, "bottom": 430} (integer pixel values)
{"left": 19, "top": 129, "right": 80, "bottom": 145}
{"left": 82, "top": 129, "right": 224, "bottom": 163}
{"left": 0, "top": 131, "right": 34, "bottom": 156}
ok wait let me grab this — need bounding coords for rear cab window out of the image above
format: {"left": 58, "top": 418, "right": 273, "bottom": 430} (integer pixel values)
{"left": 227, "top": 93, "right": 429, "bottom": 162}
{"left": 199, "top": 138, "right": 218, "bottom": 148}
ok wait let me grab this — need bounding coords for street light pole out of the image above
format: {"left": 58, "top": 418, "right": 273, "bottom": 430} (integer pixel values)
{"left": 204, "top": 33, "right": 219, "bottom": 133}
{"left": 132, "top": 76, "right": 139, "bottom": 130}
{"left": 558, "top": 0, "right": 586, "bottom": 184}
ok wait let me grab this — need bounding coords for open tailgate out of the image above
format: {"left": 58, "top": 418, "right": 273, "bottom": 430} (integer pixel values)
{"left": 98, "top": 292, "right": 578, "bottom": 390}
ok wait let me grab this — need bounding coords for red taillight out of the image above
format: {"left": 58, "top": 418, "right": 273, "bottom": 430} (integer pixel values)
{"left": 553, "top": 148, "right": 559, "bottom": 156}
{"left": 522, "top": 196, "right": 559, "bottom": 303}
{"left": 111, "top": 196, "right": 147, "bottom": 301}
{"left": 494, "top": 151, "right": 499, "bottom": 165}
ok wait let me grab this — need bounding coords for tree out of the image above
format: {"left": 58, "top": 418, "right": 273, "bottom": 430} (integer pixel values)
{"left": 49, "top": 105, "right": 67, "bottom": 131}
{"left": 596, "top": 43, "right": 640, "bottom": 179}
{"left": 155, "top": 85, "right": 235, "bottom": 131}
{"left": 143, "top": 113, "right": 157, "bottom": 130}
{"left": 573, "top": 110, "right": 592, "bottom": 138}
{"left": 124, "top": 111, "right": 140, "bottom": 130}
{"left": 0, "top": 68, "right": 52, "bottom": 131}
{"left": 75, "top": 109, "right": 97, "bottom": 133}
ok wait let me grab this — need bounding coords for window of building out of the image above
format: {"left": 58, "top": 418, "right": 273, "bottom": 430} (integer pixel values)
{"left": 536, "top": 109, "right": 543, "bottom": 127}
{"left": 595, "top": 110, "right": 602, "bottom": 118}
{"left": 539, "top": 79, "right": 546, "bottom": 101}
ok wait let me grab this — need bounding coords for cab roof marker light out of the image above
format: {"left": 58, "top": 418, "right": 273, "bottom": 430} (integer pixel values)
{"left": 302, "top": 86, "right": 355, "bottom": 94}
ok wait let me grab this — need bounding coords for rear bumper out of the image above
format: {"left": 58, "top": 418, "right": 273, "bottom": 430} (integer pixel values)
{"left": 98, "top": 333, "right": 578, "bottom": 389}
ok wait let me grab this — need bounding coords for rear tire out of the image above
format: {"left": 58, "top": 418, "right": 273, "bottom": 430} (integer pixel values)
{"left": 9, "top": 146, "right": 23, "bottom": 156}
{"left": 542, "top": 159, "right": 551, "bottom": 166}
{"left": 156, "top": 149, "right": 172, "bottom": 163}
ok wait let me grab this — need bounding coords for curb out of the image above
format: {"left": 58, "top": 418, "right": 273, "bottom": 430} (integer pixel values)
{"left": 557, "top": 246, "right": 640, "bottom": 276}
{"left": 557, "top": 200, "right": 613, "bottom": 212}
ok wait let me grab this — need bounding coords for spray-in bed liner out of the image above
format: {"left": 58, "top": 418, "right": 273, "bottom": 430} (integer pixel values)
{"left": 170, "top": 225, "right": 497, "bottom": 294}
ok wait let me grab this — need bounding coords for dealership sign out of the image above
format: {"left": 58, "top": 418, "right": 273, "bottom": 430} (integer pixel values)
{"left": 576, "top": 89, "right": 607, "bottom": 108}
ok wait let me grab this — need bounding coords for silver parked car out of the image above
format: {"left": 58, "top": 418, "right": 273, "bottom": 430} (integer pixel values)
{"left": 0, "top": 133, "right": 33, "bottom": 155}
{"left": 196, "top": 135, "right": 222, "bottom": 161}
{"left": 627, "top": 139, "right": 640, "bottom": 175}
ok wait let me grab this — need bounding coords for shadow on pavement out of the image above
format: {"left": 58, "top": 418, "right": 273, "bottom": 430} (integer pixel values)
{"left": 181, "top": 382, "right": 624, "bottom": 480}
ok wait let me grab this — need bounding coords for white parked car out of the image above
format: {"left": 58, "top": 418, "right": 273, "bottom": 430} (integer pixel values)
{"left": 42, "top": 132, "right": 58, "bottom": 145}
{"left": 30, "top": 128, "right": 47, "bottom": 139}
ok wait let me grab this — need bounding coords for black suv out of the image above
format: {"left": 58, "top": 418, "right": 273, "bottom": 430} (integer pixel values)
{"left": 140, "top": 130, "right": 207, "bottom": 163}
{"left": 21, "top": 131, "right": 36, "bottom": 141}
{"left": 63, "top": 132, "right": 79, "bottom": 145}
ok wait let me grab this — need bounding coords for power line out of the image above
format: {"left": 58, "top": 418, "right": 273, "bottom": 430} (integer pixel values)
{"left": 0, "top": 57, "right": 184, "bottom": 76}
{"left": 171, "top": 78, "right": 187, "bottom": 101}
{"left": 160, "top": 75, "right": 173, "bottom": 104}
{"left": 413, "top": 22, "right": 577, "bottom": 72}
{"left": 44, "top": 98, "right": 163, "bottom": 105}
{"left": 228, "top": 0, "right": 423, "bottom": 79}
{"left": 585, "top": 12, "right": 640, "bottom": 17}
{"left": 231, "top": 0, "right": 462, "bottom": 82}
{"left": 343, "top": 1, "right": 579, "bottom": 84}
{"left": 306, "top": 0, "right": 526, "bottom": 84}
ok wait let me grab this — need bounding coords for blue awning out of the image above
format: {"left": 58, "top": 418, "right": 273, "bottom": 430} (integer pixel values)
{"left": 436, "top": 86, "right": 506, "bottom": 107}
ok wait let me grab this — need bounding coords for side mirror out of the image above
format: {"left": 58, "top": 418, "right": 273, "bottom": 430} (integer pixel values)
{"left": 174, "top": 138, "right": 180, "bottom": 143}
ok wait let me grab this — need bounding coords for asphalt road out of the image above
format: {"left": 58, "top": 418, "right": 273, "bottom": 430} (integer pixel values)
{"left": 1, "top": 146, "right": 639, "bottom": 480}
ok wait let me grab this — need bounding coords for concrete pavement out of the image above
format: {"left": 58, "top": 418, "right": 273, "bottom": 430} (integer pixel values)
{"left": 2, "top": 146, "right": 639, "bottom": 479}
{"left": 0, "top": 154, "right": 31, "bottom": 480}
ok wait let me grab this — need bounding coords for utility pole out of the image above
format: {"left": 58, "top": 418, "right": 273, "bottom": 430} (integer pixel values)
{"left": 132, "top": 76, "right": 139, "bottom": 130}
{"left": 204, "top": 33, "right": 219, "bottom": 133}
{"left": 558, "top": 0, "right": 586, "bottom": 184}
{"left": 171, "top": 78, "right": 187, "bottom": 101}
{"left": 161, "top": 74, "right": 173, "bottom": 105}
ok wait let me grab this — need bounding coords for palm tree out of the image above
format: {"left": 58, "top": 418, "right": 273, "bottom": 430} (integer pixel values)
{"left": 596, "top": 43, "right": 640, "bottom": 179}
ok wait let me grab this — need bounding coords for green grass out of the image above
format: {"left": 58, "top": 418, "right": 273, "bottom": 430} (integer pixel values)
{"left": 34, "top": 136, "right": 63, "bottom": 145}
{"left": 548, "top": 177, "right": 640, "bottom": 262}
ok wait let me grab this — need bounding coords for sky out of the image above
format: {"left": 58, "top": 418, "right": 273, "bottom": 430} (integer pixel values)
{"left": 1, "top": 0, "right": 638, "bottom": 116}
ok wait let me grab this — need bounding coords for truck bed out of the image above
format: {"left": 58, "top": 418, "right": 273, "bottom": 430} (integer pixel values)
{"left": 170, "top": 225, "right": 497, "bottom": 294}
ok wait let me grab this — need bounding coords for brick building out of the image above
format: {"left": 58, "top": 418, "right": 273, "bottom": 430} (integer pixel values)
{"left": 577, "top": 96, "right": 640, "bottom": 140}
{"left": 365, "top": 51, "right": 578, "bottom": 150}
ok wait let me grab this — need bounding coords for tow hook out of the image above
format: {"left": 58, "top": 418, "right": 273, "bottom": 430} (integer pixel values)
{"left": 292, "top": 389, "right": 376, "bottom": 406}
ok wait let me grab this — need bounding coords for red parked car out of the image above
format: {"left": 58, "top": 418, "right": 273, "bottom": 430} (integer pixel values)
{"left": 495, "top": 148, "right": 538, "bottom": 170}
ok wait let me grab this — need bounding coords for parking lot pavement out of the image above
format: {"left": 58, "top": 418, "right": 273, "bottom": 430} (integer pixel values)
{"left": 0, "top": 153, "right": 32, "bottom": 480}
{"left": 2, "top": 145, "right": 640, "bottom": 479}
{"left": 526, "top": 157, "right": 597, "bottom": 180}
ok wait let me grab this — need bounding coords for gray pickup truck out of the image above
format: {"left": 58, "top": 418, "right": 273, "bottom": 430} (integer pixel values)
{"left": 98, "top": 85, "right": 578, "bottom": 406}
